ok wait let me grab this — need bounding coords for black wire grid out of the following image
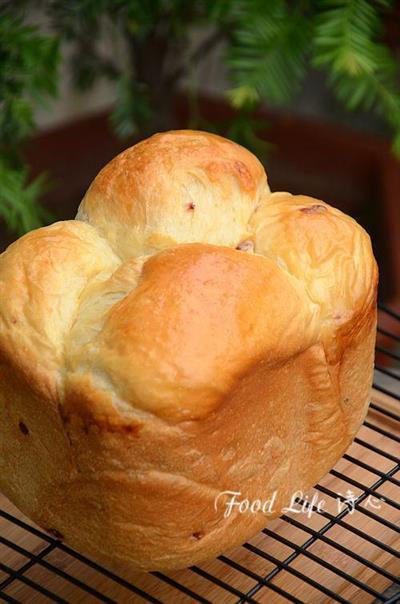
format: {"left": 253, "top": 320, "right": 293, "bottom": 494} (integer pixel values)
{"left": 0, "top": 303, "right": 399, "bottom": 603}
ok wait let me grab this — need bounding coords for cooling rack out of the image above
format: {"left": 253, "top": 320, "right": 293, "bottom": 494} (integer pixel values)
{"left": 0, "top": 304, "right": 399, "bottom": 603}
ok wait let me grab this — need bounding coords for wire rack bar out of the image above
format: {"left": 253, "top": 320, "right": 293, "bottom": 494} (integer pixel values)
{"left": 378, "top": 304, "right": 400, "bottom": 321}
{"left": 375, "top": 365, "right": 400, "bottom": 384}
{"left": 190, "top": 566, "right": 259, "bottom": 603}
{"left": 316, "top": 466, "right": 400, "bottom": 533}
{"left": 241, "top": 461, "right": 399, "bottom": 603}
{"left": 363, "top": 420, "right": 400, "bottom": 442}
{"left": 281, "top": 513, "right": 399, "bottom": 584}
{"left": 0, "top": 510, "right": 158, "bottom": 604}
{"left": 219, "top": 555, "right": 303, "bottom": 604}
{"left": 0, "top": 542, "right": 56, "bottom": 592}
{"left": 151, "top": 572, "right": 209, "bottom": 604}
{"left": 329, "top": 468, "right": 400, "bottom": 510}
{"left": 354, "top": 436, "right": 399, "bottom": 463}
{"left": 0, "top": 535, "right": 116, "bottom": 603}
{"left": 377, "top": 326, "right": 400, "bottom": 342}
{"left": 376, "top": 345, "right": 400, "bottom": 362}
{"left": 372, "top": 382, "right": 400, "bottom": 403}
{"left": 261, "top": 528, "right": 385, "bottom": 601}
{"left": 369, "top": 402, "right": 400, "bottom": 421}
{"left": 0, "top": 591, "right": 19, "bottom": 603}
{"left": 242, "top": 541, "right": 349, "bottom": 604}
{"left": 292, "top": 494, "right": 400, "bottom": 559}
{"left": 0, "top": 560, "right": 67, "bottom": 603}
{"left": 342, "top": 453, "right": 400, "bottom": 486}
{"left": 303, "top": 510, "right": 398, "bottom": 558}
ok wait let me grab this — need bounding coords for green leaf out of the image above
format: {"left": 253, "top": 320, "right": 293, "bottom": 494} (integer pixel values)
{"left": 203, "top": 0, "right": 236, "bottom": 22}
{"left": 110, "top": 75, "right": 152, "bottom": 138}
{"left": 312, "top": 0, "right": 400, "bottom": 156}
{"left": 227, "top": 0, "right": 311, "bottom": 106}
{"left": 226, "top": 111, "right": 271, "bottom": 161}
{"left": 192, "top": 109, "right": 271, "bottom": 162}
{"left": 226, "top": 85, "right": 259, "bottom": 110}
{"left": 0, "top": 16, "right": 59, "bottom": 145}
{"left": 392, "top": 131, "right": 400, "bottom": 157}
{"left": 0, "top": 159, "right": 52, "bottom": 235}
{"left": 0, "top": 15, "right": 59, "bottom": 234}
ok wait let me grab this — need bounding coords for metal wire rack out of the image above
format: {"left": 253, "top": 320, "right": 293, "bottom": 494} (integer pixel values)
{"left": 0, "top": 303, "right": 399, "bottom": 603}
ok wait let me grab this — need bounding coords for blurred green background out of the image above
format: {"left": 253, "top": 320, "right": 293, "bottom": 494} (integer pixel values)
{"left": 1, "top": 1, "right": 400, "bottom": 231}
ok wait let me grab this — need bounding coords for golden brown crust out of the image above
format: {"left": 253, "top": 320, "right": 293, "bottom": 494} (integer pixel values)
{"left": 65, "top": 243, "right": 319, "bottom": 420}
{"left": 0, "top": 130, "right": 377, "bottom": 571}
{"left": 77, "top": 130, "right": 269, "bottom": 258}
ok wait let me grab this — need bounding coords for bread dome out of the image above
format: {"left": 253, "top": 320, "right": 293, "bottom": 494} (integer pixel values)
{"left": 0, "top": 130, "right": 377, "bottom": 571}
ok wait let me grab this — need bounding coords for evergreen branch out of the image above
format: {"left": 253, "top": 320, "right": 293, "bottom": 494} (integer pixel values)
{"left": 0, "top": 159, "right": 52, "bottom": 235}
{"left": 166, "top": 28, "right": 225, "bottom": 86}
{"left": 227, "top": 0, "right": 312, "bottom": 107}
{"left": 225, "top": 111, "right": 272, "bottom": 160}
{"left": 110, "top": 75, "right": 152, "bottom": 138}
{"left": 312, "top": 0, "right": 400, "bottom": 154}
{"left": 0, "top": 15, "right": 59, "bottom": 233}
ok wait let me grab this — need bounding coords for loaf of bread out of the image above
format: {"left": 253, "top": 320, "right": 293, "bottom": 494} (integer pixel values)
{"left": 0, "top": 130, "right": 377, "bottom": 571}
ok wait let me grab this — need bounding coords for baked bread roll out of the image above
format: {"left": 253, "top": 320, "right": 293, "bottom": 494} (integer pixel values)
{"left": 0, "top": 130, "right": 377, "bottom": 571}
